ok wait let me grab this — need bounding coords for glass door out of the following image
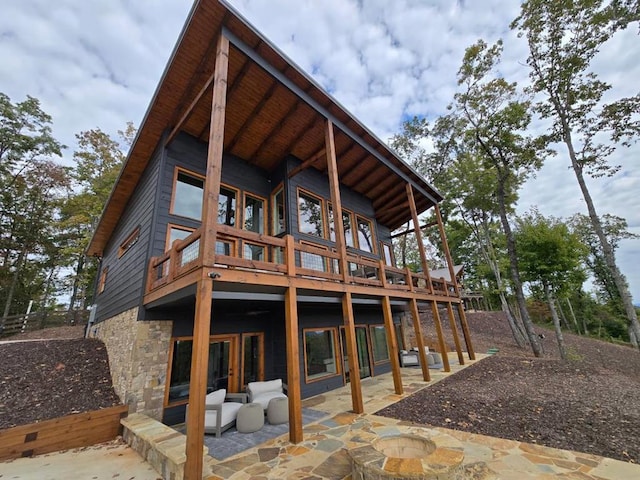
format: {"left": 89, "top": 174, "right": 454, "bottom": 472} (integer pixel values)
{"left": 340, "top": 326, "right": 371, "bottom": 382}
{"left": 241, "top": 332, "right": 264, "bottom": 388}
{"left": 207, "top": 335, "right": 239, "bottom": 393}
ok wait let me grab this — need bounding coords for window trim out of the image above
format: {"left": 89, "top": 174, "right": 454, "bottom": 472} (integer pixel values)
{"left": 271, "top": 183, "right": 286, "bottom": 236}
{"left": 170, "top": 167, "right": 205, "bottom": 221}
{"left": 242, "top": 191, "right": 267, "bottom": 234}
{"left": 355, "top": 214, "right": 376, "bottom": 254}
{"left": 98, "top": 266, "right": 108, "bottom": 294}
{"left": 327, "top": 203, "right": 356, "bottom": 248}
{"left": 297, "top": 187, "right": 326, "bottom": 239}
{"left": 164, "top": 334, "right": 241, "bottom": 407}
{"left": 118, "top": 226, "right": 141, "bottom": 258}
{"left": 218, "top": 183, "right": 240, "bottom": 228}
{"left": 381, "top": 242, "right": 395, "bottom": 267}
{"left": 303, "top": 327, "right": 341, "bottom": 383}
{"left": 369, "top": 324, "right": 390, "bottom": 364}
{"left": 240, "top": 332, "right": 265, "bottom": 389}
{"left": 165, "top": 224, "right": 195, "bottom": 251}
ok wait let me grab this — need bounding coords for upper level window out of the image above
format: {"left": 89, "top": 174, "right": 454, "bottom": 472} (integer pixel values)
{"left": 382, "top": 243, "right": 395, "bottom": 267}
{"left": 272, "top": 186, "right": 286, "bottom": 235}
{"left": 328, "top": 205, "right": 355, "bottom": 248}
{"left": 218, "top": 186, "right": 237, "bottom": 227}
{"left": 172, "top": 169, "right": 204, "bottom": 220}
{"left": 166, "top": 225, "right": 194, "bottom": 250}
{"left": 356, "top": 216, "right": 375, "bottom": 253}
{"left": 118, "top": 227, "right": 140, "bottom": 258}
{"left": 244, "top": 193, "right": 265, "bottom": 233}
{"left": 298, "top": 190, "right": 324, "bottom": 238}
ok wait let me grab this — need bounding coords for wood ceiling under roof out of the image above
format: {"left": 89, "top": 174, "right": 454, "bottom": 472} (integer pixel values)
{"left": 87, "top": 0, "right": 442, "bottom": 257}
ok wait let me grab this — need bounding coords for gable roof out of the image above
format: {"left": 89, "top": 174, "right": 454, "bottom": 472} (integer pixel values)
{"left": 87, "top": 0, "right": 442, "bottom": 257}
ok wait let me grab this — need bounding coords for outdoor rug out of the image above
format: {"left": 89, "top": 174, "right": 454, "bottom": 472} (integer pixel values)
{"left": 203, "top": 408, "right": 329, "bottom": 460}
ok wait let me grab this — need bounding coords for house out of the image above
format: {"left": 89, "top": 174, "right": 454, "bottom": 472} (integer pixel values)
{"left": 85, "top": 0, "right": 475, "bottom": 476}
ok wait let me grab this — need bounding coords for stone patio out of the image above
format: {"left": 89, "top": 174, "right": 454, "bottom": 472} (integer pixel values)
{"left": 200, "top": 353, "right": 640, "bottom": 479}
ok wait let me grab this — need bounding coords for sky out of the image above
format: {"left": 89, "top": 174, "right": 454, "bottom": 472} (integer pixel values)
{"left": 1, "top": 0, "right": 638, "bottom": 302}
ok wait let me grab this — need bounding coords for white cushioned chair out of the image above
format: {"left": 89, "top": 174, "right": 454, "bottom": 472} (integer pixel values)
{"left": 185, "top": 388, "right": 246, "bottom": 437}
{"left": 246, "top": 379, "right": 287, "bottom": 410}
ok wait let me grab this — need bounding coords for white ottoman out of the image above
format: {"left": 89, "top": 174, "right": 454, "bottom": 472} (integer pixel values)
{"left": 236, "top": 402, "right": 264, "bottom": 433}
{"left": 267, "top": 397, "right": 289, "bottom": 425}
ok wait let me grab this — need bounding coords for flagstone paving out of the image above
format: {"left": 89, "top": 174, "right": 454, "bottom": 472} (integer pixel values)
{"left": 204, "top": 354, "right": 640, "bottom": 479}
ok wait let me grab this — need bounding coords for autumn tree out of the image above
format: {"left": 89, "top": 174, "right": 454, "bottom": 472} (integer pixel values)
{"left": 60, "top": 123, "right": 134, "bottom": 310}
{"left": 512, "top": 0, "right": 640, "bottom": 347}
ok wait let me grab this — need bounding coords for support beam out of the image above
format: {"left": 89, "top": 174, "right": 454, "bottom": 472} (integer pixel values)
{"left": 445, "top": 301, "right": 465, "bottom": 365}
{"left": 342, "top": 292, "right": 363, "bottom": 413}
{"left": 435, "top": 204, "right": 475, "bottom": 360}
{"left": 200, "top": 34, "right": 229, "bottom": 267}
{"left": 382, "top": 296, "right": 403, "bottom": 395}
{"left": 430, "top": 301, "right": 451, "bottom": 372}
{"left": 406, "top": 184, "right": 434, "bottom": 293}
{"left": 288, "top": 147, "right": 326, "bottom": 178}
{"left": 285, "top": 286, "right": 303, "bottom": 442}
{"left": 409, "top": 298, "right": 430, "bottom": 382}
{"left": 166, "top": 72, "right": 215, "bottom": 146}
{"left": 184, "top": 274, "right": 213, "bottom": 480}
{"left": 390, "top": 221, "right": 438, "bottom": 239}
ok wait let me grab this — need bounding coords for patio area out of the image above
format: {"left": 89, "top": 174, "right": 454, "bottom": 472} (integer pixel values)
{"left": 197, "top": 352, "right": 639, "bottom": 480}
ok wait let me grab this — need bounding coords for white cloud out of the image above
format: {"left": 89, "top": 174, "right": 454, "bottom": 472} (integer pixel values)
{"left": 1, "top": 0, "right": 638, "bottom": 302}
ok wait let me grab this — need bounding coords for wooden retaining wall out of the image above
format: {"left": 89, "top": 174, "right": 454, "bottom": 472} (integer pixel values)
{"left": 0, "top": 405, "right": 128, "bottom": 461}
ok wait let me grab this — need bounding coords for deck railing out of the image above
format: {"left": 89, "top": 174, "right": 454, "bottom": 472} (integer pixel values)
{"left": 146, "top": 227, "right": 458, "bottom": 297}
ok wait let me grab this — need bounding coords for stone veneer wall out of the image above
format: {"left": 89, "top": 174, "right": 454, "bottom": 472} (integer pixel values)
{"left": 89, "top": 307, "right": 173, "bottom": 421}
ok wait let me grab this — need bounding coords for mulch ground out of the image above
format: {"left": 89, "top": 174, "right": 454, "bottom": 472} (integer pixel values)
{"left": 0, "top": 335, "right": 121, "bottom": 429}
{"left": 378, "top": 311, "right": 640, "bottom": 464}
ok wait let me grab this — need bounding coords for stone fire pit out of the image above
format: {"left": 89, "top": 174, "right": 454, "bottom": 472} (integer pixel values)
{"left": 348, "top": 426, "right": 464, "bottom": 479}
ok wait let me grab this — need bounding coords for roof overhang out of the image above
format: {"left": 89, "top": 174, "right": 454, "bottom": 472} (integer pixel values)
{"left": 87, "top": 0, "right": 442, "bottom": 257}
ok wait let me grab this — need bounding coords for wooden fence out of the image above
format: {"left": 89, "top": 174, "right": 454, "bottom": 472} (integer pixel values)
{"left": 0, "top": 310, "right": 89, "bottom": 338}
{"left": 0, "top": 405, "right": 128, "bottom": 461}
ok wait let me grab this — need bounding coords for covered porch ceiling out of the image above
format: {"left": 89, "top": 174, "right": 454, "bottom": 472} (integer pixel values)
{"left": 87, "top": 0, "right": 442, "bottom": 257}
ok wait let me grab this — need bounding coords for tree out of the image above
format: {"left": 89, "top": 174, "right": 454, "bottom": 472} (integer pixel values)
{"left": 60, "top": 124, "right": 133, "bottom": 310}
{"left": 443, "top": 39, "right": 550, "bottom": 356}
{"left": 515, "top": 209, "right": 588, "bottom": 359}
{"left": 512, "top": 0, "right": 640, "bottom": 348}
{"left": 0, "top": 94, "right": 66, "bottom": 320}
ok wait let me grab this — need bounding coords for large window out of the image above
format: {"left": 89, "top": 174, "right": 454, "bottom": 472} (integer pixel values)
{"left": 382, "top": 243, "right": 395, "bottom": 267}
{"left": 356, "top": 216, "right": 375, "bottom": 253}
{"left": 304, "top": 328, "right": 339, "bottom": 381}
{"left": 370, "top": 325, "right": 389, "bottom": 363}
{"left": 244, "top": 193, "right": 265, "bottom": 233}
{"left": 328, "top": 205, "right": 355, "bottom": 247}
{"left": 271, "top": 186, "right": 286, "bottom": 235}
{"left": 218, "top": 186, "right": 237, "bottom": 227}
{"left": 172, "top": 169, "right": 204, "bottom": 220}
{"left": 166, "top": 225, "right": 194, "bottom": 250}
{"left": 298, "top": 190, "right": 325, "bottom": 237}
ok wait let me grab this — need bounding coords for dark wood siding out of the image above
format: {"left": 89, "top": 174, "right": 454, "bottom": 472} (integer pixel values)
{"left": 93, "top": 145, "right": 162, "bottom": 323}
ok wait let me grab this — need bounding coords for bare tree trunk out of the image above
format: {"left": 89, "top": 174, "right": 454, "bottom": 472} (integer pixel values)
{"left": 565, "top": 298, "right": 581, "bottom": 334}
{"left": 560, "top": 120, "right": 640, "bottom": 349}
{"left": 67, "top": 253, "right": 84, "bottom": 312}
{"left": 496, "top": 181, "right": 542, "bottom": 357}
{"left": 2, "top": 250, "right": 26, "bottom": 320}
{"left": 556, "top": 299, "right": 571, "bottom": 331}
{"left": 545, "top": 283, "right": 567, "bottom": 360}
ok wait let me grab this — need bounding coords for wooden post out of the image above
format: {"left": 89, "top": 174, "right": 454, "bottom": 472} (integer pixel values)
{"left": 184, "top": 274, "right": 213, "bottom": 480}
{"left": 446, "top": 302, "right": 465, "bottom": 365}
{"left": 382, "top": 296, "right": 403, "bottom": 395}
{"left": 184, "top": 31, "right": 229, "bottom": 480}
{"left": 434, "top": 204, "right": 475, "bottom": 360}
{"left": 325, "top": 119, "right": 349, "bottom": 283}
{"left": 430, "top": 301, "right": 451, "bottom": 372}
{"left": 325, "top": 119, "right": 364, "bottom": 413}
{"left": 342, "top": 292, "right": 363, "bottom": 413}
{"left": 406, "top": 184, "right": 434, "bottom": 293}
{"left": 285, "top": 286, "right": 303, "bottom": 443}
{"left": 200, "top": 33, "right": 229, "bottom": 267}
{"left": 409, "top": 298, "right": 430, "bottom": 381}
